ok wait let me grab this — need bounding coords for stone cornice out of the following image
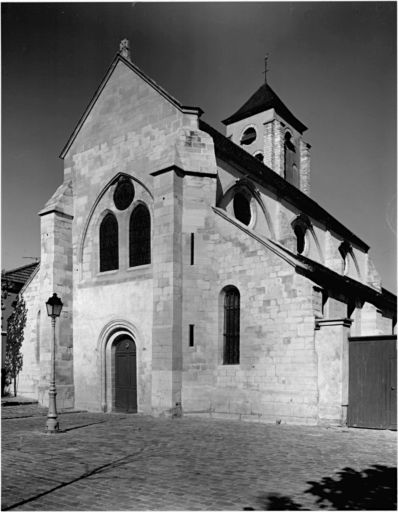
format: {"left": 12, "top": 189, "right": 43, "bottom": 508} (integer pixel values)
{"left": 349, "top": 334, "right": 397, "bottom": 342}
{"left": 38, "top": 208, "right": 73, "bottom": 220}
{"left": 315, "top": 318, "right": 353, "bottom": 330}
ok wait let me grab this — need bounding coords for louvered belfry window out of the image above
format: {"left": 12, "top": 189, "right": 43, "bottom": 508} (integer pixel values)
{"left": 223, "top": 287, "right": 240, "bottom": 365}
{"left": 129, "top": 204, "right": 151, "bottom": 267}
{"left": 99, "top": 213, "right": 119, "bottom": 272}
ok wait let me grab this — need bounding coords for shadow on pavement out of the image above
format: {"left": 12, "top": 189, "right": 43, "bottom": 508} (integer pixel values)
{"left": 60, "top": 420, "right": 108, "bottom": 432}
{"left": 249, "top": 464, "right": 397, "bottom": 510}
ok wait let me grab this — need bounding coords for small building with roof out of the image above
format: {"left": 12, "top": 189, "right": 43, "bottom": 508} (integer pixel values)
{"left": 2, "top": 262, "right": 39, "bottom": 395}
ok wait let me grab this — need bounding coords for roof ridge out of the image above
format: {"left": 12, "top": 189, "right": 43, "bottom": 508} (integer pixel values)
{"left": 199, "top": 119, "right": 368, "bottom": 251}
{"left": 222, "top": 81, "right": 307, "bottom": 133}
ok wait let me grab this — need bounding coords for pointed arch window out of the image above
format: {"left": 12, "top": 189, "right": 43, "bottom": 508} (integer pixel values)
{"left": 129, "top": 204, "right": 151, "bottom": 267}
{"left": 223, "top": 286, "right": 240, "bottom": 365}
{"left": 99, "top": 213, "right": 119, "bottom": 272}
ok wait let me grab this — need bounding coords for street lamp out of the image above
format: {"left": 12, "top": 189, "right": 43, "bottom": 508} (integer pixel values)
{"left": 45, "top": 293, "right": 63, "bottom": 433}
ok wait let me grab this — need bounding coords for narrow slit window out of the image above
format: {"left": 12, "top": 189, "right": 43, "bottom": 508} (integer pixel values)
{"left": 190, "top": 233, "right": 195, "bottom": 265}
{"left": 189, "top": 324, "right": 194, "bottom": 347}
{"left": 284, "top": 132, "right": 299, "bottom": 187}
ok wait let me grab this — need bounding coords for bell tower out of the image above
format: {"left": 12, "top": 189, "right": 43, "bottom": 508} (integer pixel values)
{"left": 222, "top": 57, "right": 311, "bottom": 196}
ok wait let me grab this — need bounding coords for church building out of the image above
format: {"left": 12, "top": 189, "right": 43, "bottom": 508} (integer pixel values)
{"left": 17, "top": 40, "right": 396, "bottom": 427}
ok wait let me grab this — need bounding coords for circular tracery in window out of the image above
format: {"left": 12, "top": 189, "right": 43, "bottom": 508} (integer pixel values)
{"left": 113, "top": 177, "right": 135, "bottom": 210}
{"left": 233, "top": 192, "right": 252, "bottom": 226}
{"left": 240, "top": 127, "right": 257, "bottom": 146}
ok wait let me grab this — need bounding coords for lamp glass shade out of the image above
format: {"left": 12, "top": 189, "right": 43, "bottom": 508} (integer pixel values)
{"left": 46, "top": 293, "right": 63, "bottom": 318}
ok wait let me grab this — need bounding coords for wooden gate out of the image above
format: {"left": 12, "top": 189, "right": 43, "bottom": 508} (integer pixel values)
{"left": 348, "top": 335, "right": 396, "bottom": 430}
{"left": 114, "top": 336, "right": 137, "bottom": 413}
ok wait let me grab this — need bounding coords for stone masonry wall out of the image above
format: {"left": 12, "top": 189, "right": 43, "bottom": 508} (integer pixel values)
{"left": 299, "top": 140, "right": 311, "bottom": 195}
{"left": 73, "top": 279, "right": 153, "bottom": 412}
{"left": 64, "top": 59, "right": 200, "bottom": 413}
{"left": 151, "top": 170, "right": 183, "bottom": 415}
{"left": 37, "top": 210, "right": 74, "bottom": 409}
{"left": 181, "top": 210, "right": 319, "bottom": 425}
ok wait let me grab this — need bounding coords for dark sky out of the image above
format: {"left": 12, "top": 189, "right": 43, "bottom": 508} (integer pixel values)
{"left": 2, "top": 2, "right": 396, "bottom": 291}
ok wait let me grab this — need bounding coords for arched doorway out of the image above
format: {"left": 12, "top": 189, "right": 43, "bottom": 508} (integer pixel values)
{"left": 113, "top": 335, "right": 137, "bottom": 413}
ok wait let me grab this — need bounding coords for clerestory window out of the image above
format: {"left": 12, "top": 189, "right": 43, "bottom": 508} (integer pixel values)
{"left": 233, "top": 192, "right": 252, "bottom": 226}
{"left": 294, "top": 224, "right": 306, "bottom": 255}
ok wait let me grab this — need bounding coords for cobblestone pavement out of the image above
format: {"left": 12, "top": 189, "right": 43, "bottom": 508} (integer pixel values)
{"left": 2, "top": 404, "right": 396, "bottom": 511}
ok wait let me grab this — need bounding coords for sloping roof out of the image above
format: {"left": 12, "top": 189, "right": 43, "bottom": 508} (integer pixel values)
{"left": 222, "top": 82, "right": 307, "bottom": 133}
{"left": 3, "top": 262, "right": 39, "bottom": 293}
{"left": 200, "top": 120, "right": 369, "bottom": 252}
{"left": 60, "top": 53, "right": 203, "bottom": 159}
{"left": 214, "top": 207, "right": 396, "bottom": 313}
{"left": 296, "top": 255, "right": 397, "bottom": 313}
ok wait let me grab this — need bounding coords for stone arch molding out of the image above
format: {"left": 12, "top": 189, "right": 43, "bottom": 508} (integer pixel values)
{"left": 291, "top": 214, "right": 324, "bottom": 262}
{"left": 98, "top": 319, "right": 142, "bottom": 413}
{"left": 218, "top": 179, "right": 275, "bottom": 239}
{"left": 78, "top": 172, "right": 153, "bottom": 273}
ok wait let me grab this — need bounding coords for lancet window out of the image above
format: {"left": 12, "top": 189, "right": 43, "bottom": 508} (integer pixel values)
{"left": 129, "top": 204, "right": 151, "bottom": 267}
{"left": 223, "top": 286, "right": 240, "bottom": 365}
{"left": 99, "top": 213, "right": 119, "bottom": 272}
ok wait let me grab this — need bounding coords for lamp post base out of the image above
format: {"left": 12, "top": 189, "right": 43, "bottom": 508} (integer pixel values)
{"left": 45, "top": 417, "right": 59, "bottom": 433}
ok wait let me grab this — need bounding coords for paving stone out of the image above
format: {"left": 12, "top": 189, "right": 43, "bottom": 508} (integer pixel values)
{"left": 1, "top": 404, "right": 396, "bottom": 510}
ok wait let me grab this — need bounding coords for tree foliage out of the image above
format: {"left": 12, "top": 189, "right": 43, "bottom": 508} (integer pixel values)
{"left": 5, "top": 294, "right": 27, "bottom": 397}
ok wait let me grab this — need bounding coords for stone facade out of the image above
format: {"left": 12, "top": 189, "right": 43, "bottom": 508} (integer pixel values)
{"left": 18, "top": 46, "right": 396, "bottom": 425}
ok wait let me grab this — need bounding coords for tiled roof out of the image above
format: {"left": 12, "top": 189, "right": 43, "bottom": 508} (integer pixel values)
{"left": 199, "top": 119, "right": 369, "bottom": 252}
{"left": 222, "top": 82, "right": 307, "bottom": 133}
{"left": 215, "top": 206, "right": 396, "bottom": 313}
{"left": 3, "top": 262, "right": 39, "bottom": 292}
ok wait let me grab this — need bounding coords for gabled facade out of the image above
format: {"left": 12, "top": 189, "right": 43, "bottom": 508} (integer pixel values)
{"left": 18, "top": 42, "right": 396, "bottom": 426}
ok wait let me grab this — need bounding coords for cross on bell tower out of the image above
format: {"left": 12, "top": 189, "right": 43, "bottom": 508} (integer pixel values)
{"left": 222, "top": 53, "right": 311, "bottom": 195}
{"left": 263, "top": 54, "right": 269, "bottom": 84}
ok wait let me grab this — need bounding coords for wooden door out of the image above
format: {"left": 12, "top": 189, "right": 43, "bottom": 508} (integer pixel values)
{"left": 348, "top": 335, "right": 396, "bottom": 430}
{"left": 114, "top": 337, "right": 137, "bottom": 413}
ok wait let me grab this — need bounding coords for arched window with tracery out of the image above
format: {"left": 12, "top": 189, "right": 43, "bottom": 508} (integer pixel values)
{"left": 129, "top": 204, "right": 151, "bottom": 267}
{"left": 223, "top": 286, "right": 240, "bottom": 365}
{"left": 99, "top": 213, "right": 119, "bottom": 272}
